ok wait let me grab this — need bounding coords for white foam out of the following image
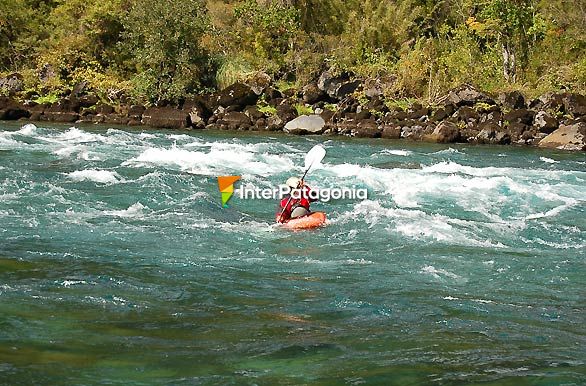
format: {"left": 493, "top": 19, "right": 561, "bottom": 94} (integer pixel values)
{"left": 380, "top": 149, "right": 412, "bottom": 156}
{"left": 434, "top": 147, "right": 463, "bottom": 155}
{"left": 334, "top": 200, "right": 505, "bottom": 247}
{"left": 67, "top": 169, "right": 122, "bottom": 184}
{"left": 421, "top": 265, "right": 461, "bottom": 280}
{"left": 16, "top": 123, "right": 38, "bottom": 135}
{"left": 105, "top": 202, "right": 146, "bottom": 218}
{"left": 540, "top": 157, "right": 559, "bottom": 164}
{"left": 123, "top": 145, "right": 294, "bottom": 176}
{"left": 57, "top": 127, "right": 106, "bottom": 143}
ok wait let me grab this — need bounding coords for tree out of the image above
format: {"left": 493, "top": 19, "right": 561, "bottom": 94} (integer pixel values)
{"left": 469, "top": 0, "right": 545, "bottom": 82}
{"left": 123, "top": 0, "right": 210, "bottom": 103}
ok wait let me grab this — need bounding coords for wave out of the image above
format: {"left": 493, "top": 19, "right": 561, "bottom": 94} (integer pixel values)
{"left": 333, "top": 200, "right": 506, "bottom": 248}
{"left": 123, "top": 145, "right": 295, "bottom": 176}
{"left": 67, "top": 169, "right": 122, "bottom": 184}
{"left": 540, "top": 157, "right": 559, "bottom": 164}
{"left": 379, "top": 149, "right": 412, "bottom": 157}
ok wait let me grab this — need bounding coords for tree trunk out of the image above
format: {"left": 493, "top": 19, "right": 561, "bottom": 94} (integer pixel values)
{"left": 502, "top": 41, "right": 516, "bottom": 83}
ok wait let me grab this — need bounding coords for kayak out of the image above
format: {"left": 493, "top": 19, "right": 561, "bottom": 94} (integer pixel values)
{"left": 280, "top": 212, "right": 327, "bottom": 230}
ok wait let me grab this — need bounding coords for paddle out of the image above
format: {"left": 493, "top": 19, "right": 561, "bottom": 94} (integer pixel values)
{"left": 277, "top": 145, "right": 326, "bottom": 223}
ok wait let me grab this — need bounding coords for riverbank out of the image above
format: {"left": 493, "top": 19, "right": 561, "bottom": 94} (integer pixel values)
{"left": 1, "top": 74, "right": 585, "bottom": 151}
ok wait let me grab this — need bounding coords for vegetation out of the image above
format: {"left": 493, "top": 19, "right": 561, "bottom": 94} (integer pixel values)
{"left": 1, "top": 0, "right": 584, "bottom": 104}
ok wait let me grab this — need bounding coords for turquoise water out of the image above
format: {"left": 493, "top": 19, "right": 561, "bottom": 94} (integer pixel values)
{"left": 1, "top": 122, "right": 585, "bottom": 385}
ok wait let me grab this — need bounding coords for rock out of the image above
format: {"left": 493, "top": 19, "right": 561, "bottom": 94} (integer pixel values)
{"left": 267, "top": 115, "right": 285, "bottom": 131}
{"left": 362, "top": 77, "right": 391, "bottom": 98}
{"left": 0, "top": 73, "right": 24, "bottom": 95}
{"left": 320, "top": 109, "right": 335, "bottom": 123}
{"left": 284, "top": 115, "right": 326, "bottom": 135}
{"left": 456, "top": 106, "right": 479, "bottom": 122}
{"left": 220, "top": 111, "right": 251, "bottom": 130}
{"left": 534, "top": 111, "right": 558, "bottom": 134}
{"left": 424, "top": 121, "right": 460, "bottom": 143}
{"left": 276, "top": 103, "right": 297, "bottom": 122}
{"left": 71, "top": 81, "right": 87, "bottom": 97}
{"left": 349, "top": 119, "right": 380, "bottom": 138}
{"left": 476, "top": 122, "right": 510, "bottom": 145}
{"left": 504, "top": 109, "right": 535, "bottom": 125}
{"left": 142, "top": 107, "right": 189, "bottom": 129}
{"left": 401, "top": 125, "right": 426, "bottom": 140}
{"left": 317, "top": 71, "right": 361, "bottom": 100}
{"left": 264, "top": 87, "right": 283, "bottom": 102}
{"left": 538, "top": 123, "right": 585, "bottom": 151}
{"left": 95, "top": 104, "right": 115, "bottom": 115}
{"left": 302, "top": 83, "right": 326, "bottom": 104}
{"left": 499, "top": 90, "right": 525, "bottom": 109}
{"left": 563, "top": 94, "right": 586, "bottom": 116}
{"left": 447, "top": 84, "right": 494, "bottom": 106}
{"left": 209, "top": 83, "right": 258, "bottom": 109}
{"left": 244, "top": 105, "right": 264, "bottom": 121}
{"left": 245, "top": 72, "right": 271, "bottom": 95}
{"left": 430, "top": 104, "right": 455, "bottom": 122}
{"left": 407, "top": 106, "right": 429, "bottom": 120}
{"left": 43, "top": 99, "right": 79, "bottom": 122}
{"left": 538, "top": 92, "right": 566, "bottom": 112}
{"left": 0, "top": 97, "right": 30, "bottom": 120}
{"left": 381, "top": 125, "right": 401, "bottom": 139}
{"left": 128, "top": 104, "right": 146, "bottom": 118}
{"left": 78, "top": 95, "right": 99, "bottom": 108}
{"left": 104, "top": 114, "right": 130, "bottom": 125}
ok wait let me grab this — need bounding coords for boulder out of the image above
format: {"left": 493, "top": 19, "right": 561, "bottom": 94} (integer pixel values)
{"left": 504, "top": 109, "right": 535, "bottom": 125}
{"left": 43, "top": 99, "right": 79, "bottom": 122}
{"left": 476, "top": 122, "right": 510, "bottom": 145}
{"left": 209, "top": 83, "right": 258, "bottom": 109}
{"left": 534, "top": 111, "right": 558, "bottom": 134}
{"left": 142, "top": 107, "right": 189, "bottom": 129}
{"left": 266, "top": 115, "right": 285, "bottom": 131}
{"left": 78, "top": 95, "right": 99, "bottom": 108}
{"left": 244, "top": 105, "right": 264, "bottom": 121}
{"left": 538, "top": 123, "right": 585, "bottom": 151}
{"left": 447, "top": 84, "right": 494, "bottom": 106}
{"left": 302, "top": 83, "right": 326, "bottom": 104}
{"left": 284, "top": 115, "right": 326, "bottom": 135}
{"left": 349, "top": 119, "right": 380, "bottom": 138}
{"left": 456, "top": 106, "right": 479, "bottom": 122}
{"left": 220, "top": 111, "right": 251, "bottom": 130}
{"left": 381, "top": 125, "right": 402, "bottom": 139}
{"left": 563, "top": 94, "right": 586, "bottom": 116}
{"left": 245, "top": 72, "right": 271, "bottom": 95}
{"left": 104, "top": 114, "right": 130, "bottom": 125}
{"left": 0, "top": 97, "right": 30, "bottom": 120}
{"left": 499, "top": 90, "right": 525, "bottom": 109}
{"left": 317, "top": 71, "right": 361, "bottom": 100}
{"left": 424, "top": 121, "right": 460, "bottom": 143}
{"left": 430, "top": 104, "right": 455, "bottom": 122}
{"left": 0, "top": 73, "right": 24, "bottom": 95}
{"left": 276, "top": 103, "right": 297, "bottom": 122}
{"left": 401, "top": 125, "right": 426, "bottom": 140}
{"left": 95, "top": 104, "right": 115, "bottom": 115}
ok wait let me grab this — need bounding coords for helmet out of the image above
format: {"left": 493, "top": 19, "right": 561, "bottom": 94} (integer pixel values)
{"left": 286, "top": 176, "right": 301, "bottom": 188}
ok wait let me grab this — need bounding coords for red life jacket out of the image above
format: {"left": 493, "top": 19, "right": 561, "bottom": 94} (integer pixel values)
{"left": 278, "top": 185, "right": 315, "bottom": 221}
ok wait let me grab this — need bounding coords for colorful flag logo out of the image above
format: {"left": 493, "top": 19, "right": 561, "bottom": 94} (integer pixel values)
{"left": 217, "top": 176, "right": 241, "bottom": 207}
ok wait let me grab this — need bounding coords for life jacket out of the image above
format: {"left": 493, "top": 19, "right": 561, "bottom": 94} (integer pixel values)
{"left": 278, "top": 185, "right": 315, "bottom": 221}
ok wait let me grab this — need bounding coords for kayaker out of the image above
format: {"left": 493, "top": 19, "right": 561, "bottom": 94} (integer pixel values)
{"left": 277, "top": 177, "right": 316, "bottom": 222}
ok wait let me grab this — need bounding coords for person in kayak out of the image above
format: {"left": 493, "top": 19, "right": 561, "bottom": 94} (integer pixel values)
{"left": 277, "top": 177, "right": 316, "bottom": 222}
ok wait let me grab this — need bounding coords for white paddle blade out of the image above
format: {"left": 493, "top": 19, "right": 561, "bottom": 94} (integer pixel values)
{"left": 304, "top": 145, "right": 326, "bottom": 171}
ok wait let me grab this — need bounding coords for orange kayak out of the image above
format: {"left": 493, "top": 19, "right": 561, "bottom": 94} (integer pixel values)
{"left": 279, "top": 212, "right": 327, "bottom": 230}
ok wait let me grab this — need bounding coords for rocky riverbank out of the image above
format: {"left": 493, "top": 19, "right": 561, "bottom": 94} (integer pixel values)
{"left": 1, "top": 72, "right": 585, "bottom": 151}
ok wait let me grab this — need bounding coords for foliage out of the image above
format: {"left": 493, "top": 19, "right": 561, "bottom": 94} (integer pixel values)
{"left": 1, "top": 0, "right": 584, "bottom": 103}
{"left": 294, "top": 103, "right": 313, "bottom": 115}
{"left": 122, "top": 0, "right": 211, "bottom": 103}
